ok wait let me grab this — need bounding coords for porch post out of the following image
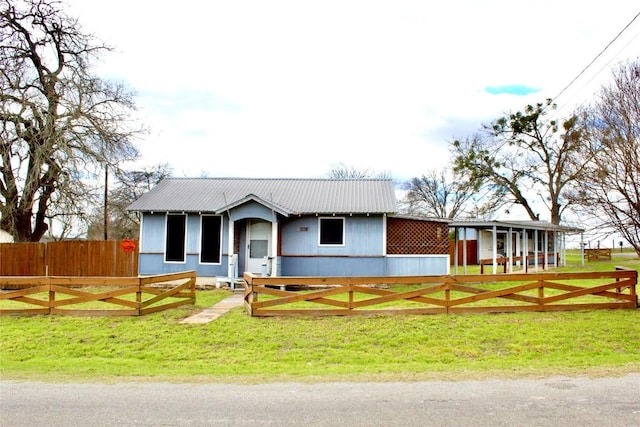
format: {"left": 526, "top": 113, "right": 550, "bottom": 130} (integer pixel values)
{"left": 453, "top": 227, "right": 458, "bottom": 275}
{"left": 227, "top": 218, "right": 235, "bottom": 279}
{"left": 534, "top": 230, "right": 539, "bottom": 272}
{"left": 553, "top": 231, "right": 560, "bottom": 268}
{"left": 271, "top": 221, "right": 278, "bottom": 276}
{"left": 462, "top": 227, "right": 468, "bottom": 275}
{"left": 522, "top": 228, "right": 527, "bottom": 272}
{"left": 492, "top": 225, "right": 498, "bottom": 274}
{"left": 544, "top": 231, "right": 549, "bottom": 270}
{"left": 507, "top": 227, "right": 513, "bottom": 273}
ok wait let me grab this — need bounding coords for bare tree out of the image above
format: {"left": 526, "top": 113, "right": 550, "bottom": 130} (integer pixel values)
{"left": 451, "top": 100, "right": 587, "bottom": 224}
{"left": 327, "top": 162, "right": 392, "bottom": 179}
{"left": 86, "top": 163, "right": 172, "bottom": 240}
{"left": 402, "top": 168, "right": 503, "bottom": 219}
{"left": 574, "top": 59, "right": 640, "bottom": 256}
{"left": 0, "top": 0, "right": 142, "bottom": 241}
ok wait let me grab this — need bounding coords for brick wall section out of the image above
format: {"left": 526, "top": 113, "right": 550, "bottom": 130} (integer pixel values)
{"left": 386, "top": 217, "right": 449, "bottom": 255}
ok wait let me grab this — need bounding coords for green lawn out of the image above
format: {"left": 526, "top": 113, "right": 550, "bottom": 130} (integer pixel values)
{"left": 1, "top": 251, "right": 638, "bottom": 383}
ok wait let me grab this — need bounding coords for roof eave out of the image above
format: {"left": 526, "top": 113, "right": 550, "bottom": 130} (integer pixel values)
{"left": 215, "top": 193, "right": 291, "bottom": 217}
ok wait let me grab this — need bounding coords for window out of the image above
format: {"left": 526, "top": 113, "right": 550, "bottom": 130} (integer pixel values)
{"left": 165, "top": 214, "right": 186, "bottom": 262}
{"left": 200, "top": 215, "right": 222, "bottom": 264}
{"left": 319, "top": 217, "right": 344, "bottom": 245}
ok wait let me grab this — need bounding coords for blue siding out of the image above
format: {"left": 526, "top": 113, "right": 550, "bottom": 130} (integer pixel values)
{"left": 280, "top": 256, "right": 386, "bottom": 276}
{"left": 138, "top": 211, "right": 449, "bottom": 278}
{"left": 280, "top": 255, "right": 449, "bottom": 276}
{"left": 280, "top": 215, "right": 384, "bottom": 256}
{"left": 139, "top": 253, "right": 230, "bottom": 276}
{"left": 221, "top": 216, "right": 230, "bottom": 255}
{"left": 186, "top": 215, "right": 200, "bottom": 254}
{"left": 385, "top": 255, "right": 450, "bottom": 275}
{"left": 228, "top": 202, "right": 276, "bottom": 222}
{"left": 139, "top": 212, "right": 229, "bottom": 276}
{"left": 140, "top": 213, "right": 165, "bottom": 252}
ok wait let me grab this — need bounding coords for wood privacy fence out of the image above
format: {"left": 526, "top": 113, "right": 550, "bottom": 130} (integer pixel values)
{"left": 449, "top": 240, "right": 478, "bottom": 265}
{"left": 0, "top": 271, "right": 195, "bottom": 316}
{"left": 0, "top": 240, "right": 138, "bottom": 277}
{"left": 243, "top": 268, "right": 638, "bottom": 316}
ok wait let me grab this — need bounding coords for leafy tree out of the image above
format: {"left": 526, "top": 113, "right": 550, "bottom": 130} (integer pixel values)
{"left": 402, "top": 168, "right": 503, "bottom": 219}
{"left": 452, "top": 100, "right": 586, "bottom": 224}
{"left": 574, "top": 59, "right": 640, "bottom": 256}
{"left": 0, "top": 0, "right": 141, "bottom": 241}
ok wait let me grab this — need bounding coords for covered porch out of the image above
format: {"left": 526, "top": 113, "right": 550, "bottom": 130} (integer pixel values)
{"left": 216, "top": 195, "right": 286, "bottom": 289}
{"left": 450, "top": 220, "right": 584, "bottom": 275}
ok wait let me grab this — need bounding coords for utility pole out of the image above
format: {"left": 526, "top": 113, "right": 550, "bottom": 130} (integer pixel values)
{"left": 104, "top": 165, "right": 108, "bottom": 240}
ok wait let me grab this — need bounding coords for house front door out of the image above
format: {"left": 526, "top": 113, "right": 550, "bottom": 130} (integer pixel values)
{"left": 246, "top": 220, "right": 271, "bottom": 274}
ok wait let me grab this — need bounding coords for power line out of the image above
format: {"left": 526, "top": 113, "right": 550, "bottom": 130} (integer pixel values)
{"left": 555, "top": 29, "right": 640, "bottom": 115}
{"left": 552, "top": 10, "right": 640, "bottom": 103}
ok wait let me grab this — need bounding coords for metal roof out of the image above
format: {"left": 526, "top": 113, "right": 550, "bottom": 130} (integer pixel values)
{"left": 127, "top": 177, "right": 399, "bottom": 214}
{"left": 449, "top": 219, "right": 584, "bottom": 233}
{"left": 388, "top": 214, "right": 451, "bottom": 224}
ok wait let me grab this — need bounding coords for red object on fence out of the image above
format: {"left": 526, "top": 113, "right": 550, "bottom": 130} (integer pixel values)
{"left": 121, "top": 240, "right": 136, "bottom": 253}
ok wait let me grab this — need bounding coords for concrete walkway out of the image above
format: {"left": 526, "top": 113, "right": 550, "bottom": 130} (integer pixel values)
{"left": 180, "top": 293, "right": 244, "bottom": 324}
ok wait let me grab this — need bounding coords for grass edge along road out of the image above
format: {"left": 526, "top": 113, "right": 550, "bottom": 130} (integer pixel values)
{"left": 1, "top": 253, "right": 638, "bottom": 383}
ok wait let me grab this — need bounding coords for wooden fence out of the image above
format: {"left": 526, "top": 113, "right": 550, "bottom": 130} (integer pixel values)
{"left": 243, "top": 268, "right": 638, "bottom": 316}
{"left": 585, "top": 248, "right": 612, "bottom": 261}
{"left": 449, "top": 240, "right": 478, "bottom": 265}
{"left": 0, "top": 240, "right": 138, "bottom": 277}
{"left": 0, "top": 271, "right": 195, "bottom": 316}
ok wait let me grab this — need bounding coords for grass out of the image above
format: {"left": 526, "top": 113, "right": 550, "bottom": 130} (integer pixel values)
{"left": 0, "top": 251, "right": 638, "bottom": 383}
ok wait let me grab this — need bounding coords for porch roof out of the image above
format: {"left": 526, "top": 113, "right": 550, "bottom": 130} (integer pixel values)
{"left": 214, "top": 193, "right": 291, "bottom": 217}
{"left": 127, "top": 177, "right": 398, "bottom": 215}
{"left": 449, "top": 219, "right": 583, "bottom": 233}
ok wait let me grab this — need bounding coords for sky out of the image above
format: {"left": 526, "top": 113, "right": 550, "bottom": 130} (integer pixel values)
{"left": 63, "top": 0, "right": 640, "bottom": 184}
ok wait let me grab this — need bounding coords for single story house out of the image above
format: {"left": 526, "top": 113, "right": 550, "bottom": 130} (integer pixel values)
{"left": 450, "top": 219, "right": 584, "bottom": 274}
{"left": 127, "top": 178, "right": 451, "bottom": 282}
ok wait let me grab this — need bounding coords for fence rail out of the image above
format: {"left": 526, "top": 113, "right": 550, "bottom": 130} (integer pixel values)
{"left": 0, "top": 271, "right": 196, "bottom": 316}
{"left": 243, "top": 269, "right": 638, "bottom": 316}
{"left": 479, "top": 253, "right": 556, "bottom": 274}
{"left": 0, "top": 240, "right": 138, "bottom": 277}
{"left": 585, "top": 248, "right": 612, "bottom": 261}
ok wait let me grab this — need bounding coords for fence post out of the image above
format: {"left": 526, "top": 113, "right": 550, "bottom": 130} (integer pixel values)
{"left": 47, "top": 276, "right": 53, "bottom": 315}
{"left": 190, "top": 271, "right": 196, "bottom": 303}
{"left": 445, "top": 283, "right": 450, "bottom": 314}
{"left": 632, "top": 270, "right": 638, "bottom": 308}
{"left": 136, "top": 277, "right": 142, "bottom": 316}
{"left": 538, "top": 279, "right": 544, "bottom": 302}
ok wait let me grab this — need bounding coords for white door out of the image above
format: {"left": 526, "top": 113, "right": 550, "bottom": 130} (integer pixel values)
{"left": 246, "top": 220, "right": 270, "bottom": 274}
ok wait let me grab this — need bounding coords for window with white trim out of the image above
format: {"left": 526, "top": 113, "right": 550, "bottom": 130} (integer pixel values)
{"left": 165, "top": 214, "right": 186, "bottom": 262}
{"left": 200, "top": 215, "right": 222, "bottom": 264}
{"left": 319, "top": 217, "right": 345, "bottom": 245}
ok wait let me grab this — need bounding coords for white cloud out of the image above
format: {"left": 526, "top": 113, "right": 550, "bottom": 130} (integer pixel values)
{"left": 66, "top": 0, "right": 640, "bottom": 181}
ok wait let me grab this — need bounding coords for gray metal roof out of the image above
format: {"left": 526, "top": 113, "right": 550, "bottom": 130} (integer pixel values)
{"left": 127, "top": 178, "right": 398, "bottom": 214}
{"left": 388, "top": 214, "right": 451, "bottom": 224}
{"left": 449, "top": 219, "right": 584, "bottom": 233}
